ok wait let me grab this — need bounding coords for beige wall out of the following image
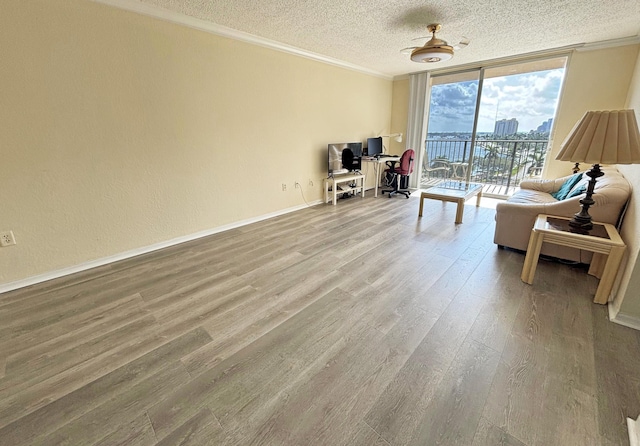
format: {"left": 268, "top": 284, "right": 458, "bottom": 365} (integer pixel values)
{"left": 615, "top": 50, "right": 640, "bottom": 319}
{"left": 390, "top": 78, "right": 410, "bottom": 154}
{"left": 544, "top": 45, "right": 639, "bottom": 179}
{"left": 0, "top": 0, "right": 393, "bottom": 286}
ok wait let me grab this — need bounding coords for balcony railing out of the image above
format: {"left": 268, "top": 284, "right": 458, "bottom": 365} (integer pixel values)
{"left": 422, "top": 138, "right": 549, "bottom": 195}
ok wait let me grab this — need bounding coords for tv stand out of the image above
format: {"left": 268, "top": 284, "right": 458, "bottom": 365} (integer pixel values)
{"left": 324, "top": 173, "right": 365, "bottom": 205}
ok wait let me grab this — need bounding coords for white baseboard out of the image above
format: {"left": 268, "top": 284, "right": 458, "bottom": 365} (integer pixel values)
{"left": 608, "top": 304, "right": 640, "bottom": 331}
{"left": 628, "top": 415, "right": 640, "bottom": 446}
{"left": 0, "top": 200, "right": 321, "bottom": 294}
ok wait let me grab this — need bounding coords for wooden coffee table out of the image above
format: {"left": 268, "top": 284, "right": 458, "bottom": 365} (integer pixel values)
{"left": 418, "top": 180, "right": 483, "bottom": 224}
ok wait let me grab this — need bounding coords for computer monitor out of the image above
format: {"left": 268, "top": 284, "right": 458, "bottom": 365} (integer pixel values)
{"left": 366, "top": 137, "right": 383, "bottom": 157}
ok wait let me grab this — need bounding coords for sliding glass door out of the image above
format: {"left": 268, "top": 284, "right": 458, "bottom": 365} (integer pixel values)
{"left": 423, "top": 70, "right": 480, "bottom": 185}
{"left": 421, "top": 57, "right": 567, "bottom": 196}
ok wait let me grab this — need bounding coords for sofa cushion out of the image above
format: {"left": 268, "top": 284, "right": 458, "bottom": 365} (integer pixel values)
{"left": 551, "top": 173, "right": 583, "bottom": 200}
{"left": 506, "top": 189, "right": 559, "bottom": 204}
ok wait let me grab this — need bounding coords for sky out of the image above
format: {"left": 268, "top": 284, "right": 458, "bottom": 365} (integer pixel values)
{"left": 427, "top": 68, "right": 564, "bottom": 133}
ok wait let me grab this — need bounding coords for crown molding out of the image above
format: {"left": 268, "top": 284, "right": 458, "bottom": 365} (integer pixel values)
{"left": 408, "top": 34, "right": 640, "bottom": 78}
{"left": 392, "top": 74, "right": 410, "bottom": 81}
{"left": 576, "top": 35, "right": 640, "bottom": 52}
{"left": 90, "top": 0, "right": 392, "bottom": 80}
{"left": 409, "top": 45, "right": 578, "bottom": 77}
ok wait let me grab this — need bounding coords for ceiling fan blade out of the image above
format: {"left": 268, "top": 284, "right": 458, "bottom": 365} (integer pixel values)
{"left": 400, "top": 47, "right": 419, "bottom": 55}
{"left": 453, "top": 37, "right": 470, "bottom": 51}
{"left": 403, "top": 25, "right": 467, "bottom": 60}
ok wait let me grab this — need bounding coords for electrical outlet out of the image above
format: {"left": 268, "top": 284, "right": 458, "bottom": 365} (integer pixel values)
{"left": 0, "top": 230, "right": 16, "bottom": 247}
{"left": 282, "top": 183, "right": 287, "bottom": 191}
{"left": 295, "top": 181, "right": 300, "bottom": 189}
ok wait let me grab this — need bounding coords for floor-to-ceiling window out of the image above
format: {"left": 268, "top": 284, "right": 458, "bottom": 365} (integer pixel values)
{"left": 420, "top": 57, "right": 567, "bottom": 196}
{"left": 423, "top": 70, "right": 480, "bottom": 184}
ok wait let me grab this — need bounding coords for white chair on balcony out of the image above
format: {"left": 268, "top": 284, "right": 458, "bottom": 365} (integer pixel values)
{"left": 450, "top": 162, "right": 469, "bottom": 180}
{"left": 422, "top": 153, "right": 451, "bottom": 186}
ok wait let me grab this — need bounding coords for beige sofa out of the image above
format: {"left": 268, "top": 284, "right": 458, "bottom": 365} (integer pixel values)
{"left": 493, "top": 166, "right": 631, "bottom": 263}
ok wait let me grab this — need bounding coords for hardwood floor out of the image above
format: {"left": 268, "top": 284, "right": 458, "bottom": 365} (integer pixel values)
{"left": 1, "top": 192, "right": 640, "bottom": 445}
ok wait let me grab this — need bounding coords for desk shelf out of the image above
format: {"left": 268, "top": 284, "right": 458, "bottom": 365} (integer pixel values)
{"left": 328, "top": 185, "right": 359, "bottom": 194}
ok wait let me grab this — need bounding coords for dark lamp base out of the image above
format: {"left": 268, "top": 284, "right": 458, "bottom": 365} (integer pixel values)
{"left": 568, "top": 163, "right": 603, "bottom": 234}
{"left": 568, "top": 216, "right": 593, "bottom": 233}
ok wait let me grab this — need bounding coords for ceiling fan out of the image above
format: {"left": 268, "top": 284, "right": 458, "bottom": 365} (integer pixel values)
{"left": 401, "top": 24, "right": 470, "bottom": 63}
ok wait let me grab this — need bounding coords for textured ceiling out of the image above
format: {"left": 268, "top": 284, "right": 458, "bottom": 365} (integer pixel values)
{"left": 133, "top": 0, "right": 639, "bottom": 77}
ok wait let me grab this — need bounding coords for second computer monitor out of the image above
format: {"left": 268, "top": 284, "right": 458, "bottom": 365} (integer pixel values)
{"left": 367, "top": 137, "right": 383, "bottom": 157}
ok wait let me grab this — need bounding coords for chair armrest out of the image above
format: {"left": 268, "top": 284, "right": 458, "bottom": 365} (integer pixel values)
{"left": 424, "top": 160, "right": 450, "bottom": 171}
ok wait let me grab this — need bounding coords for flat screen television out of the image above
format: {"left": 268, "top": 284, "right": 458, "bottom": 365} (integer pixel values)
{"left": 328, "top": 142, "right": 362, "bottom": 176}
{"left": 366, "top": 137, "right": 383, "bottom": 157}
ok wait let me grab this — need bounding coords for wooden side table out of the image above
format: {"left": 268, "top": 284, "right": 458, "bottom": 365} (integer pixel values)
{"left": 521, "top": 214, "right": 626, "bottom": 304}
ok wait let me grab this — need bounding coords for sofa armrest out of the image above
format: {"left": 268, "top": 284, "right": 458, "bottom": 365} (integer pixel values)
{"left": 494, "top": 197, "right": 575, "bottom": 252}
{"left": 519, "top": 174, "right": 574, "bottom": 193}
{"left": 541, "top": 196, "right": 585, "bottom": 217}
{"left": 496, "top": 196, "right": 585, "bottom": 220}
{"left": 494, "top": 201, "right": 545, "bottom": 252}
{"left": 495, "top": 200, "right": 549, "bottom": 217}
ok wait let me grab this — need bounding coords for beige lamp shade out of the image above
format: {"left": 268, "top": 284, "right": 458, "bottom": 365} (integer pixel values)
{"left": 555, "top": 110, "right": 640, "bottom": 164}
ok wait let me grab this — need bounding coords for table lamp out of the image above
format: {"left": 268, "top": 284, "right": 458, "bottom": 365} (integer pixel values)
{"left": 379, "top": 133, "right": 403, "bottom": 155}
{"left": 380, "top": 133, "right": 403, "bottom": 143}
{"left": 555, "top": 109, "right": 640, "bottom": 231}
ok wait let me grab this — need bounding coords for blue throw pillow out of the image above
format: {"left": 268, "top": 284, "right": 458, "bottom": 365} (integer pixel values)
{"left": 551, "top": 173, "right": 583, "bottom": 200}
{"left": 566, "top": 185, "right": 586, "bottom": 199}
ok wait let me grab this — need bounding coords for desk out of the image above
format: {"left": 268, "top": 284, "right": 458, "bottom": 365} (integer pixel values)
{"left": 361, "top": 156, "right": 400, "bottom": 197}
{"left": 418, "top": 180, "right": 483, "bottom": 224}
{"left": 521, "top": 214, "right": 626, "bottom": 304}
{"left": 324, "top": 173, "right": 365, "bottom": 205}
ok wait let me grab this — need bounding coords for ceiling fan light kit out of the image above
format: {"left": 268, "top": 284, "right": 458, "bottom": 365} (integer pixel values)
{"left": 411, "top": 45, "right": 454, "bottom": 63}
{"left": 407, "top": 23, "right": 463, "bottom": 63}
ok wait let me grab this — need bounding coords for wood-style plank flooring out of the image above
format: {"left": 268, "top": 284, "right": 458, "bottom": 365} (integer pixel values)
{"left": 1, "top": 192, "right": 640, "bottom": 445}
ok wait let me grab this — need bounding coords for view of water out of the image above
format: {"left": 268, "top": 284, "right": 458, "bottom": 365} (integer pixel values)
{"left": 426, "top": 139, "right": 486, "bottom": 162}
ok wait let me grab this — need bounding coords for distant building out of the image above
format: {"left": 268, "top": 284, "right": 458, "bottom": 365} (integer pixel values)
{"left": 494, "top": 118, "right": 519, "bottom": 136}
{"left": 536, "top": 118, "right": 553, "bottom": 133}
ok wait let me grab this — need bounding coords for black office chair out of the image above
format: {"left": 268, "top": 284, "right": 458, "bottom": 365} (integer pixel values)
{"left": 341, "top": 148, "right": 362, "bottom": 172}
{"left": 341, "top": 148, "right": 354, "bottom": 169}
{"left": 382, "top": 149, "right": 415, "bottom": 198}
